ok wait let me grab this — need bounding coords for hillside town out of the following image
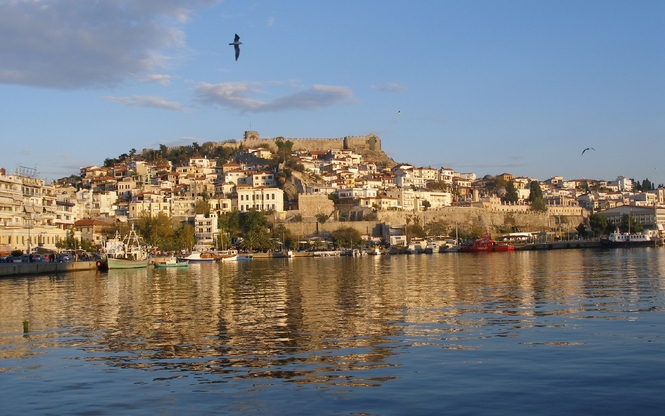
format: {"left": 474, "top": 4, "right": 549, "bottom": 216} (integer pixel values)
{"left": 2, "top": 132, "right": 665, "bottom": 256}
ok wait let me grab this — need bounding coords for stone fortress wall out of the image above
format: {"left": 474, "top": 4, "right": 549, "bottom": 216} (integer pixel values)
{"left": 240, "top": 131, "right": 381, "bottom": 153}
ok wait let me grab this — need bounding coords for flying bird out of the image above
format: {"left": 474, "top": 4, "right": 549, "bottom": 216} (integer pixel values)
{"left": 229, "top": 34, "right": 242, "bottom": 61}
{"left": 397, "top": 111, "right": 401, "bottom": 114}
{"left": 581, "top": 147, "right": 595, "bottom": 156}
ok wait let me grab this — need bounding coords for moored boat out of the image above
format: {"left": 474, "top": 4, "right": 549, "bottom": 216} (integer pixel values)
{"left": 178, "top": 251, "right": 215, "bottom": 263}
{"left": 600, "top": 231, "right": 661, "bottom": 248}
{"left": 97, "top": 225, "right": 150, "bottom": 271}
{"left": 272, "top": 250, "right": 294, "bottom": 258}
{"left": 153, "top": 257, "right": 189, "bottom": 268}
{"left": 424, "top": 241, "right": 439, "bottom": 254}
{"left": 439, "top": 242, "right": 461, "bottom": 253}
{"left": 216, "top": 249, "right": 239, "bottom": 262}
{"left": 312, "top": 250, "right": 339, "bottom": 257}
{"left": 460, "top": 234, "right": 515, "bottom": 253}
{"left": 367, "top": 247, "right": 382, "bottom": 255}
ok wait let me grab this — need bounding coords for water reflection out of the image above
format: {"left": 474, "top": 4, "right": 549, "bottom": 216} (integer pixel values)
{"left": 1, "top": 249, "right": 664, "bottom": 387}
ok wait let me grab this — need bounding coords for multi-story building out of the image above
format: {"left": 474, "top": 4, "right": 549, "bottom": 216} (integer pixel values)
{"left": 598, "top": 205, "right": 665, "bottom": 231}
{"left": 194, "top": 213, "right": 218, "bottom": 247}
{"left": 234, "top": 185, "right": 284, "bottom": 212}
{"left": 0, "top": 170, "right": 23, "bottom": 227}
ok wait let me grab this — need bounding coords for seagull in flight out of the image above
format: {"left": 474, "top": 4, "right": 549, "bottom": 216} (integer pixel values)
{"left": 581, "top": 147, "right": 595, "bottom": 156}
{"left": 229, "top": 34, "right": 242, "bottom": 61}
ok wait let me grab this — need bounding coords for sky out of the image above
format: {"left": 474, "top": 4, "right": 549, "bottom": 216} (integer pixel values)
{"left": 1, "top": 0, "right": 663, "bottom": 185}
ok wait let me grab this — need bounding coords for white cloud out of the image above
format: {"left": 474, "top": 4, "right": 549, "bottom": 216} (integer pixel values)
{"left": 371, "top": 83, "right": 406, "bottom": 93}
{"left": 195, "top": 82, "right": 355, "bottom": 113}
{"left": 0, "top": 0, "right": 219, "bottom": 89}
{"left": 103, "top": 95, "right": 187, "bottom": 112}
{"left": 139, "top": 74, "right": 173, "bottom": 86}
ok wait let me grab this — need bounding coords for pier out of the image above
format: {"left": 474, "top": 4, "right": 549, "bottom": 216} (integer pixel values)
{"left": 0, "top": 261, "right": 97, "bottom": 278}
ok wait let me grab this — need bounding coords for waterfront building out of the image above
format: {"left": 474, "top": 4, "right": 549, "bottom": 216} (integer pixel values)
{"left": 194, "top": 213, "right": 218, "bottom": 247}
{"left": 597, "top": 205, "right": 665, "bottom": 231}
{"left": 234, "top": 185, "right": 284, "bottom": 213}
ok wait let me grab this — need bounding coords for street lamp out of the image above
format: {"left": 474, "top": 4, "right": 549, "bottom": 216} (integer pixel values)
{"left": 27, "top": 212, "right": 34, "bottom": 255}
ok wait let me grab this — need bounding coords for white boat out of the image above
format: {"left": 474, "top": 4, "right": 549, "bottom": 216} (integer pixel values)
{"left": 178, "top": 251, "right": 215, "bottom": 263}
{"left": 600, "top": 231, "right": 661, "bottom": 248}
{"left": 367, "top": 247, "right": 382, "bottom": 255}
{"left": 215, "top": 249, "right": 239, "bottom": 262}
{"left": 424, "top": 241, "right": 439, "bottom": 254}
{"left": 312, "top": 250, "right": 340, "bottom": 257}
{"left": 220, "top": 254, "right": 238, "bottom": 262}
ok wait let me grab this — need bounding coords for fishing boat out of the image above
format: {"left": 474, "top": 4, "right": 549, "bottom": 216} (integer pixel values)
{"left": 367, "top": 247, "right": 382, "bottom": 255}
{"left": 460, "top": 234, "right": 515, "bottom": 253}
{"left": 217, "top": 249, "right": 238, "bottom": 262}
{"left": 97, "top": 226, "right": 150, "bottom": 270}
{"left": 600, "top": 231, "right": 661, "bottom": 248}
{"left": 178, "top": 251, "right": 215, "bottom": 263}
{"left": 153, "top": 257, "right": 189, "bottom": 268}
{"left": 439, "top": 223, "right": 461, "bottom": 253}
{"left": 439, "top": 239, "right": 461, "bottom": 253}
{"left": 424, "top": 241, "right": 439, "bottom": 254}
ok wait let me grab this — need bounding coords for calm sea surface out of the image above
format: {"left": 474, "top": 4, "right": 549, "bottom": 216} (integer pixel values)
{"left": 1, "top": 249, "right": 665, "bottom": 415}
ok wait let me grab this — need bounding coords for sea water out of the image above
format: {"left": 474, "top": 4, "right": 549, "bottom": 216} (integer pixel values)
{"left": 1, "top": 249, "right": 664, "bottom": 415}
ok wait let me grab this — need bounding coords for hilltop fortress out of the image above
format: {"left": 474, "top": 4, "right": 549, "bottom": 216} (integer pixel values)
{"left": 240, "top": 131, "right": 381, "bottom": 153}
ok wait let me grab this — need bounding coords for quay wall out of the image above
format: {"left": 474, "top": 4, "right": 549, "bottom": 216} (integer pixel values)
{"left": 281, "top": 207, "right": 586, "bottom": 238}
{"left": 0, "top": 261, "right": 97, "bottom": 278}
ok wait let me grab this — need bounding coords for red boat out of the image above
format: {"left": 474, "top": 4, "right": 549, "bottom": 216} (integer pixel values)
{"left": 460, "top": 235, "right": 515, "bottom": 253}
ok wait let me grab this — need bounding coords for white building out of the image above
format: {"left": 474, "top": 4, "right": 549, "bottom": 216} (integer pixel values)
{"left": 234, "top": 185, "right": 284, "bottom": 212}
{"left": 195, "top": 213, "right": 218, "bottom": 247}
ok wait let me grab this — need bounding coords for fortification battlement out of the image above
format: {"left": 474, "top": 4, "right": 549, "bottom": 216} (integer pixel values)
{"left": 242, "top": 131, "right": 381, "bottom": 153}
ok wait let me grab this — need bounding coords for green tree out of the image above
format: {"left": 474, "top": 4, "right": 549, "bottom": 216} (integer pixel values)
{"left": 619, "top": 214, "right": 643, "bottom": 233}
{"left": 407, "top": 223, "right": 427, "bottom": 239}
{"left": 425, "top": 220, "right": 448, "bottom": 237}
{"left": 191, "top": 142, "right": 201, "bottom": 156}
{"left": 177, "top": 224, "right": 196, "bottom": 251}
{"left": 272, "top": 224, "right": 297, "bottom": 250}
{"left": 576, "top": 223, "right": 587, "bottom": 238}
{"left": 528, "top": 181, "right": 547, "bottom": 212}
{"left": 241, "top": 209, "right": 268, "bottom": 233}
{"left": 195, "top": 197, "right": 211, "bottom": 216}
{"left": 218, "top": 211, "right": 241, "bottom": 238}
{"left": 427, "top": 181, "right": 449, "bottom": 192}
{"left": 331, "top": 227, "right": 363, "bottom": 248}
{"left": 528, "top": 181, "right": 543, "bottom": 201}
{"left": 103, "top": 157, "right": 119, "bottom": 167}
{"left": 530, "top": 198, "right": 547, "bottom": 212}
{"left": 274, "top": 137, "right": 294, "bottom": 164}
{"left": 504, "top": 182, "right": 519, "bottom": 203}
{"left": 642, "top": 178, "right": 653, "bottom": 192}
{"left": 589, "top": 213, "right": 608, "bottom": 235}
{"left": 315, "top": 212, "right": 329, "bottom": 234}
{"left": 134, "top": 212, "right": 196, "bottom": 252}
{"left": 56, "top": 229, "right": 79, "bottom": 250}
{"left": 159, "top": 144, "right": 168, "bottom": 159}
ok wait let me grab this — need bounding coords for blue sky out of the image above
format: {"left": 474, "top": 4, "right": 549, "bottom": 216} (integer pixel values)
{"left": 1, "top": 0, "right": 663, "bottom": 185}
